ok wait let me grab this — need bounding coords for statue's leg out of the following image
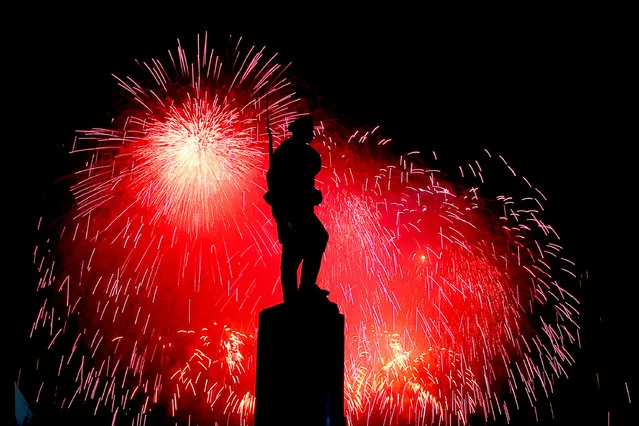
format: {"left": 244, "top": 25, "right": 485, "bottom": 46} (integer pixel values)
{"left": 281, "top": 242, "right": 303, "bottom": 303}
{"left": 299, "top": 213, "right": 329, "bottom": 289}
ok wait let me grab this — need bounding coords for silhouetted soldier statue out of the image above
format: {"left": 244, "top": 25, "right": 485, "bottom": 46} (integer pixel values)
{"left": 264, "top": 116, "right": 330, "bottom": 304}
{"left": 257, "top": 115, "right": 344, "bottom": 425}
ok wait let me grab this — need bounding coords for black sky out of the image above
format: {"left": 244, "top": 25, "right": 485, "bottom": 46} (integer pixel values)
{"left": 13, "top": 7, "right": 636, "bottom": 426}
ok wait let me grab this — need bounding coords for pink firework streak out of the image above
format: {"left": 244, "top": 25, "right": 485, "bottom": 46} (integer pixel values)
{"left": 22, "top": 34, "right": 582, "bottom": 426}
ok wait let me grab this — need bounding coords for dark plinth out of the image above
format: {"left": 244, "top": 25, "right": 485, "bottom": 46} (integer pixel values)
{"left": 254, "top": 298, "right": 345, "bottom": 426}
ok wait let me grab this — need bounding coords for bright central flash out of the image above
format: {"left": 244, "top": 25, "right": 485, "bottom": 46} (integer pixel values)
{"left": 130, "top": 97, "right": 263, "bottom": 232}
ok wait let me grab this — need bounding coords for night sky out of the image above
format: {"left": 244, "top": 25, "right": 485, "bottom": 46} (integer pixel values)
{"left": 13, "top": 7, "right": 635, "bottom": 426}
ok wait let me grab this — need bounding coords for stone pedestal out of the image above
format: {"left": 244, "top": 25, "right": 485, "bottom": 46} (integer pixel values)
{"left": 254, "top": 298, "right": 345, "bottom": 426}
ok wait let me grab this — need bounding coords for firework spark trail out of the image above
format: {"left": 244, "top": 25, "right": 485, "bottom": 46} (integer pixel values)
{"left": 21, "top": 34, "right": 581, "bottom": 426}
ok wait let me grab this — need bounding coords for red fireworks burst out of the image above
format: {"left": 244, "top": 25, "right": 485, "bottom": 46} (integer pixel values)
{"left": 21, "top": 34, "right": 581, "bottom": 426}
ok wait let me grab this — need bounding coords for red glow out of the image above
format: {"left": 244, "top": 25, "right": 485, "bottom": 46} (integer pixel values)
{"left": 24, "top": 34, "right": 580, "bottom": 426}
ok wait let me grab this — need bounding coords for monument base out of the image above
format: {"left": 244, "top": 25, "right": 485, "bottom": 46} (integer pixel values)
{"left": 255, "top": 297, "right": 345, "bottom": 426}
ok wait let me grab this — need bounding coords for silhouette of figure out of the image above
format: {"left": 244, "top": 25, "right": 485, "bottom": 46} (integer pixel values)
{"left": 264, "top": 116, "right": 330, "bottom": 304}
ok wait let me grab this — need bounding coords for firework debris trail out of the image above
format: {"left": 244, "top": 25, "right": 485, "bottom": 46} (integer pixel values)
{"left": 20, "top": 34, "right": 582, "bottom": 426}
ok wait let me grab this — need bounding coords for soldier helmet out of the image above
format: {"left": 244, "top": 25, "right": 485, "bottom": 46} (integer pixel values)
{"left": 288, "top": 116, "right": 314, "bottom": 134}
